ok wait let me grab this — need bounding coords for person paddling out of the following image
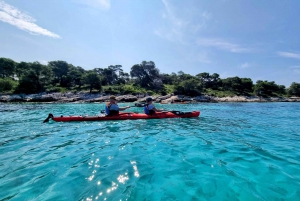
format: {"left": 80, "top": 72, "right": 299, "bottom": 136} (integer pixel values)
{"left": 143, "top": 97, "right": 164, "bottom": 115}
{"left": 105, "top": 95, "right": 130, "bottom": 115}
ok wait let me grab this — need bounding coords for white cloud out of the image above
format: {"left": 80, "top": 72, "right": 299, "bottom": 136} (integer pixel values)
{"left": 96, "top": 0, "right": 110, "bottom": 9}
{"left": 155, "top": 0, "right": 186, "bottom": 43}
{"left": 197, "top": 38, "right": 252, "bottom": 53}
{"left": 155, "top": 0, "right": 210, "bottom": 43}
{"left": 240, "top": 62, "right": 250, "bottom": 69}
{"left": 0, "top": 1, "right": 60, "bottom": 38}
{"left": 289, "top": 66, "right": 300, "bottom": 74}
{"left": 76, "top": 0, "right": 110, "bottom": 10}
{"left": 277, "top": 51, "right": 300, "bottom": 59}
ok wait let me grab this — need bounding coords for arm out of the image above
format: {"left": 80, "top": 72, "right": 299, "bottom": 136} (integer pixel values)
{"left": 153, "top": 107, "right": 164, "bottom": 112}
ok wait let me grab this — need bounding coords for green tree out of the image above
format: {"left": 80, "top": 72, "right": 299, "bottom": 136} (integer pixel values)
{"left": 16, "top": 62, "right": 31, "bottom": 78}
{"left": 222, "top": 77, "right": 243, "bottom": 92}
{"left": 83, "top": 71, "right": 102, "bottom": 93}
{"left": 196, "top": 72, "right": 211, "bottom": 88}
{"left": 94, "top": 67, "right": 118, "bottom": 85}
{"left": 170, "top": 72, "right": 179, "bottom": 84}
{"left": 160, "top": 73, "right": 174, "bottom": 85}
{"left": 0, "top": 78, "right": 18, "bottom": 92}
{"left": 195, "top": 72, "right": 221, "bottom": 89}
{"left": 16, "top": 71, "right": 42, "bottom": 94}
{"left": 254, "top": 80, "right": 282, "bottom": 96}
{"left": 108, "top": 65, "right": 122, "bottom": 77}
{"left": 130, "top": 65, "right": 145, "bottom": 84}
{"left": 66, "top": 65, "right": 86, "bottom": 88}
{"left": 277, "top": 85, "right": 286, "bottom": 95}
{"left": 0, "top": 58, "right": 16, "bottom": 78}
{"left": 175, "top": 78, "right": 203, "bottom": 96}
{"left": 130, "top": 61, "right": 160, "bottom": 88}
{"left": 117, "top": 71, "right": 130, "bottom": 84}
{"left": 15, "top": 62, "right": 54, "bottom": 94}
{"left": 288, "top": 82, "right": 300, "bottom": 96}
{"left": 38, "top": 64, "right": 54, "bottom": 87}
{"left": 241, "top": 78, "right": 253, "bottom": 92}
{"left": 210, "top": 73, "right": 221, "bottom": 89}
{"left": 221, "top": 77, "right": 253, "bottom": 94}
{"left": 48, "top": 61, "right": 69, "bottom": 87}
{"left": 177, "top": 71, "right": 194, "bottom": 81}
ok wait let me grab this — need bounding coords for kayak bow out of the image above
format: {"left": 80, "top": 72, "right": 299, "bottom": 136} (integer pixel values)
{"left": 44, "top": 111, "right": 200, "bottom": 122}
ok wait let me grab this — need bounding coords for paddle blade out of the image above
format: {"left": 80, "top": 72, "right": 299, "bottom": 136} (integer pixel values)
{"left": 43, "top": 113, "right": 54, "bottom": 123}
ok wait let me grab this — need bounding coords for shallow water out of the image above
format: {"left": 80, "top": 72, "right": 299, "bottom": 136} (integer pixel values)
{"left": 0, "top": 102, "right": 300, "bottom": 201}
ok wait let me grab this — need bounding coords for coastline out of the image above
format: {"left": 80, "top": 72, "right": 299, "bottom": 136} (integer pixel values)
{"left": 1, "top": 92, "right": 300, "bottom": 103}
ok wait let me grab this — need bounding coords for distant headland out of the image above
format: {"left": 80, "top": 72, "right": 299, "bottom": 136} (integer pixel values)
{"left": 1, "top": 58, "right": 300, "bottom": 102}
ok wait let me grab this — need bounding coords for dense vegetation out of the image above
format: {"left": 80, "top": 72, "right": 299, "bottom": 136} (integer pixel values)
{"left": 0, "top": 57, "right": 299, "bottom": 97}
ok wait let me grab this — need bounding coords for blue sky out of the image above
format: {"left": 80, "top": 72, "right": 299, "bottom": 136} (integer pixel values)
{"left": 0, "top": 0, "right": 300, "bottom": 86}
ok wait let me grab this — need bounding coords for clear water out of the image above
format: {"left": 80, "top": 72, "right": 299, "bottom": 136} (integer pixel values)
{"left": 0, "top": 102, "right": 300, "bottom": 201}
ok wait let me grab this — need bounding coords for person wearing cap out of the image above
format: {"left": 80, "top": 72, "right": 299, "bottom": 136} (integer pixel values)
{"left": 143, "top": 97, "right": 164, "bottom": 115}
{"left": 105, "top": 95, "right": 130, "bottom": 115}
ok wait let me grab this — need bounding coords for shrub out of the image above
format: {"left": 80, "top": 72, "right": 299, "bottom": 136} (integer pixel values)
{"left": 45, "top": 86, "right": 67, "bottom": 93}
{"left": 0, "top": 78, "right": 18, "bottom": 92}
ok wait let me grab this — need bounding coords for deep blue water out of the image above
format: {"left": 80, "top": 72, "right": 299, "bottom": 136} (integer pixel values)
{"left": 0, "top": 102, "right": 300, "bottom": 201}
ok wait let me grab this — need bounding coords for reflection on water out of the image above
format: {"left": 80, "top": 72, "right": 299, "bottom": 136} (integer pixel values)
{"left": 130, "top": 161, "right": 140, "bottom": 178}
{"left": 0, "top": 103, "right": 300, "bottom": 200}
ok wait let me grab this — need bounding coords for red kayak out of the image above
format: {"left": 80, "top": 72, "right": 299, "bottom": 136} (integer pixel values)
{"left": 44, "top": 111, "right": 200, "bottom": 122}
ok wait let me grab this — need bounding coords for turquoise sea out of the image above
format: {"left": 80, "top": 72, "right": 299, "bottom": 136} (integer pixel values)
{"left": 0, "top": 102, "right": 300, "bottom": 201}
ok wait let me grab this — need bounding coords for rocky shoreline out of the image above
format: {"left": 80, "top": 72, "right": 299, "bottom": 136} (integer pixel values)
{"left": 0, "top": 92, "right": 300, "bottom": 103}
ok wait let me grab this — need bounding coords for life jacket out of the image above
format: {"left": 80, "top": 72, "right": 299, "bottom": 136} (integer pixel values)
{"left": 143, "top": 104, "right": 155, "bottom": 115}
{"left": 105, "top": 102, "right": 119, "bottom": 115}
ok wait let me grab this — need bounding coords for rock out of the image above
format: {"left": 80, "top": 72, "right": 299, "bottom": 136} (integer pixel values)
{"left": 27, "top": 94, "right": 58, "bottom": 102}
{"left": 138, "top": 95, "right": 159, "bottom": 102}
{"left": 116, "top": 95, "right": 138, "bottom": 102}
{"left": 161, "top": 95, "right": 177, "bottom": 103}
{"left": 160, "top": 95, "right": 192, "bottom": 103}
{"left": 194, "top": 95, "right": 211, "bottom": 102}
{"left": 0, "top": 92, "right": 299, "bottom": 103}
{"left": 0, "top": 94, "right": 24, "bottom": 102}
{"left": 87, "top": 95, "right": 110, "bottom": 102}
{"left": 155, "top": 94, "right": 172, "bottom": 102}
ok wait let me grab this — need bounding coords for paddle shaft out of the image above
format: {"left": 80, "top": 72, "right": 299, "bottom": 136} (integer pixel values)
{"left": 101, "top": 103, "right": 185, "bottom": 114}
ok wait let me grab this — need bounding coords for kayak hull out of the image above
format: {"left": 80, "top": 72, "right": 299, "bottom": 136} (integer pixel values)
{"left": 52, "top": 111, "right": 200, "bottom": 122}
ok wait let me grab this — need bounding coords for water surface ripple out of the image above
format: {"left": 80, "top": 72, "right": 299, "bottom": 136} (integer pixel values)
{"left": 0, "top": 102, "right": 300, "bottom": 200}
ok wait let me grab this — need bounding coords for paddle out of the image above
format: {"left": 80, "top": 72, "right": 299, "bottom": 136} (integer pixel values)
{"left": 43, "top": 113, "right": 54, "bottom": 123}
{"left": 134, "top": 103, "right": 188, "bottom": 115}
{"left": 134, "top": 103, "right": 146, "bottom": 107}
{"left": 100, "top": 103, "right": 146, "bottom": 113}
{"left": 100, "top": 103, "right": 189, "bottom": 115}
